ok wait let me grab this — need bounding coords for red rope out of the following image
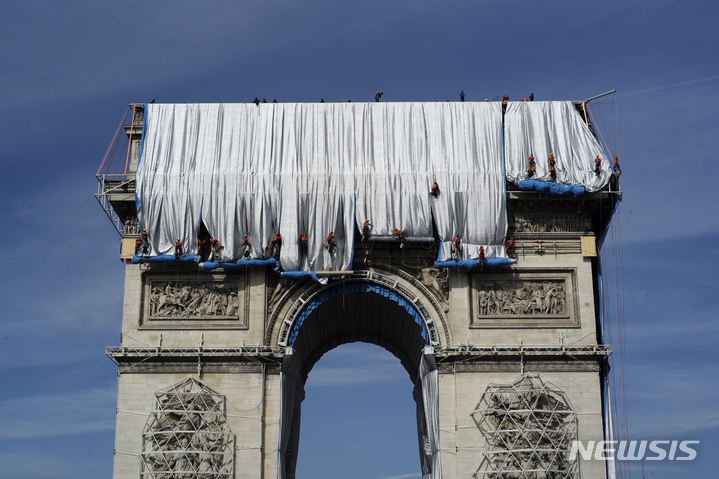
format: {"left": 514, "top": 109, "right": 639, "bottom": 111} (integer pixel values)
{"left": 96, "top": 105, "right": 131, "bottom": 176}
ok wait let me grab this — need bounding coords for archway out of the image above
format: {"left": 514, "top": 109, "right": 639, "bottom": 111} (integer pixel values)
{"left": 296, "top": 343, "right": 420, "bottom": 479}
{"left": 277, "top": 280, "right": 442, "bottom": 479}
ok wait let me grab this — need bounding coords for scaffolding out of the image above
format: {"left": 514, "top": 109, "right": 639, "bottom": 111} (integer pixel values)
{"left": 472, "top": 373, "right": 579, "bottom": 479}
{"left": 140, "top": 376, "right": 235, "bottom": 479}
{"left": 94, "top": 104, "right": 142, "bottom": 237}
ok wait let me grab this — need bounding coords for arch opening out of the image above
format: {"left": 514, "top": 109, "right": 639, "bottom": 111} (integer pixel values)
{"left": 277, "top": 284, "right": 442, "bottom": 479}
{"left": 297, "top": 343, "right": 420, "bottom": 479}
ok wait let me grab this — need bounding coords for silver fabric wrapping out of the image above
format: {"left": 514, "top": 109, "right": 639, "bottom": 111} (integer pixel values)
{"left": 414, "top": 346, "right": 442, "bottom": 479}
{"left": 136, "top": 102, "right": 509, "bottom": 267}
{"left": 504, "top": 101, "right": 611, "bottom": 192}
{"left": 423, "top": 102, "right": 507, "bottom": 261}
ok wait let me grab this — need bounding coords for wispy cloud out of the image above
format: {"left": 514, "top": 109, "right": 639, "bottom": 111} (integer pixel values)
{"left": 0, "top": 450, "right": 110, "bottom": 479}
{"left": 0, "top": 388, "right": 116, "bottom": 440}
{"left": 305, "top": 343, "right": 411, "bottom": 387}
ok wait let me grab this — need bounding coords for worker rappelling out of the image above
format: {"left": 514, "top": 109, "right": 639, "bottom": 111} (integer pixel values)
{"left": 430, "top": 180, "right": 440, "bottom": 197}
{"left": 325, "top": 231, "right": 336, "bottom": 254}
{"left": 210, "top": 238, "right": 223, "bottom": 261}
{"left": 242, "top": 235, "right": 251, "bottom": 258}
{"left": 548, "top": 153, "right": 556, "bottom": 181}
{"left": 267, "top": 234, "right": 282, "bottom": 260}
{"left": 452, "top": 235, "right": 461, "bottom": 260}
{"left": 527, "top": 155, "right": 536, "bottom": 178}
{"left": 362, "top": 220, "right": 372, "bottom": 242}
{"left": 393, "top": 228, "right": 407, "bottom": 249}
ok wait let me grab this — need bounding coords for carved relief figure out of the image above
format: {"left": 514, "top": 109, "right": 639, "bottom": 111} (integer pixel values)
{"left": 509, "top": 213, "right": 591, "bottom": 233}
{"left": 148, "top": 281, "right": 241, "bottom": 319}
{"left": 417, "top": 267, "right": 449, "bottom": 312}
{"left": 267, "top": 277, "right": 291, "bottom": 314}
{"left": 140, "top": 377, "right": 234, "bottom": 479}
{"left": 476, "top": 280, "right": 566, "bottom": 317}
{"left": 123, "top": 217, "right": 141, "bottom": 235}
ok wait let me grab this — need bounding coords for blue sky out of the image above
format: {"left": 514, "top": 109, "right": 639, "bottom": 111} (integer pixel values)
{"left": 1, "top": 1, "right": 718, "bottom": 478}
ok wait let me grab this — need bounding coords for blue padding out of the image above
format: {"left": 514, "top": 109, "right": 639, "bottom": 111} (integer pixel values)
{"left": 434, "top": 258, "right": 514, "bottom": 270}
{"left": 282, "top": 271, "right": 320, "bottom": 281}
{"left": 132, "top": 254, "right": 201, "bottom": 264}
{"left": 288, "top": 282, "right": 429, "bottom": 347}
{"left": 200, "top": 258, "right": 277, "bottom": 271}
{"left": 515, "top": 179, "right": 585, "bottom": 198}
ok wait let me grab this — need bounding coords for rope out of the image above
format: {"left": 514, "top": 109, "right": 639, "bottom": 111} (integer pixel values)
{"left": 586, "top": 104, "right": 613, "bottom": 159}
{"left": 97, "top": 105, "right": 131, "bottom": 176}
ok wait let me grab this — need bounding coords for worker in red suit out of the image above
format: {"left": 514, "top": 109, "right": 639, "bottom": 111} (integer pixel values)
{"left": 452, "top": 235, "right": 461, "bottom": 259}
{"left": 141, "top": 229, "right": 150, "bottom": 253}
{"left": 527, "top": 155, "right": 536, "bottom": 178}
{"left": 362, "top": 220, "right": 372, "bottom": 241}
{"left": 325, "top": 231, "right": 336, "bottom": 253}
{"left": 430, "top": 180, "right": 440, "bottom": 197}
{"left": 548, "top": 154, "right": 556, "bottom": 181}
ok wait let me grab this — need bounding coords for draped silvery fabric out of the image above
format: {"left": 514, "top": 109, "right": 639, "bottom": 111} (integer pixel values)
{"left": 424, "top": 102, "right": 507, "bottom": 261}
{"left": 136, "top": 102, "right": 509, "bottom": 268}
{"left": 414, "top": 346, "right": 442, "bottom": 479}
{"left": 504, "top": 101, "right": 611, "bottom": 192}
{"left": 354, "top": 103, "right": 433, "bottom": 239}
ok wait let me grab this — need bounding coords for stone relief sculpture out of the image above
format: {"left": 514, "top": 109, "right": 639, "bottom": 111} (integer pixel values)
{"left": 471, "top": 373, "right": 578, "bottom": 479}
{"left": 140, "top": 376, "right": 235, "bottom": 479}
{"left": 476, "top": 280, "right": 566, "bottom": 316}
{"left": 123, "top": 217, "right": 141, "bottom": 235}
{"left": 509, "top": 213, "right": 591, "bottom": 233}
{"left": 267, "top": 276, "right": 292, "bottom": 314}
{"left": 134, "top": 108, "right": 145, "bottom": 126}
{"left": 148, "top": 281, "right": 241, "bottom": 319}
{"left": 416, "top": 267, "right": 449, "bottom": 312}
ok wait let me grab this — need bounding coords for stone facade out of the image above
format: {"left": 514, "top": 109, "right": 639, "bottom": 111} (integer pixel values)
{"left": 110, "top": 224, "right": 610, "bottom": 479}
{"left": 106, "top": 114, "right": 613, "bottom": 479}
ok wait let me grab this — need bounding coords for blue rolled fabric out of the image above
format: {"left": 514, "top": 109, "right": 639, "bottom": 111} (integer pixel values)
{"left": 281, "top": 271, "right": 320, "bottom": 281}
{"left": 515, "top": 179, "right": 585, "bottom": 198}
{"left": 287, "top": 282, "right": 429, "bottom": 346}
{"left": 199, "top": 258, "right": 277, "bottom": 271}
{"left": 131, "top": 254, "right": 201, "bottom": 264}
{"left": 434, "top": 258, "right": 514, "bottom": 270}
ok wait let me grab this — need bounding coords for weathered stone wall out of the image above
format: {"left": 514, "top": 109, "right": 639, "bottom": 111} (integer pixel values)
{"left": 112, "top": 367, "right": 281, "bottom": 479}
{"left": 111, "top": 221, "right": 607, "bottom": 479}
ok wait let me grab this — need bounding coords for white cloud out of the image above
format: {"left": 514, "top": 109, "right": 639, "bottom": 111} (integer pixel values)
{"left": 0, "top": 387, "right": 116, "bottom": 440}
{"left": 0, "top": 450, "right": 110, "bottom": 479}
{"left": 305, "top": 343, "right": 411, "bottom": 387}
